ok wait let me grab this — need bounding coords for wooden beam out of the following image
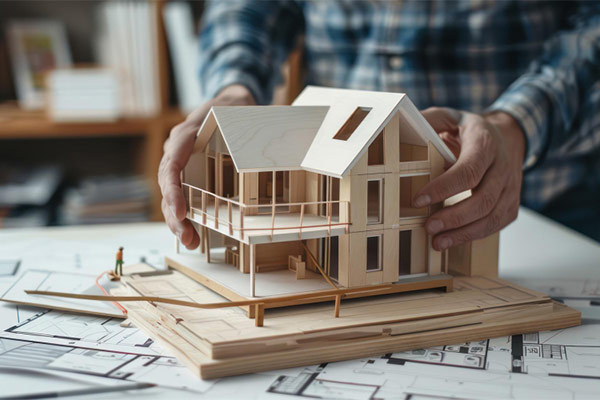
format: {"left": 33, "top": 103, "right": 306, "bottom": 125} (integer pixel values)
{"left": 300, "top": 241, "right": 338, "bottom": 289}
{"left": 250, "top": 243, "right": 256, "bottom": 297}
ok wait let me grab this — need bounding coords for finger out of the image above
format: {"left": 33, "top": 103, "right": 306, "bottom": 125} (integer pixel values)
{"left": 421, "top": 107, "right": 461, "bottom": 134}
{"left": 414, "top": 119, "right": 495, "bottom": 207}
{"left": 432, "top": 190, "right": 518, "bottom": 250}
{"left": 158, "top": 124, "right": 197, "bottom": 221}
{"left": 425, "top": 165, "right": 505, "bottom": 235}
{"left": 161, "top": 198, "right": 199, "bottom": 248}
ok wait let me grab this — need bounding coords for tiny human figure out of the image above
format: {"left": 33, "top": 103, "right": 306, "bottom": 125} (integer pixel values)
{"left": 115, "top": 246, "right": 124, "bottom": 276}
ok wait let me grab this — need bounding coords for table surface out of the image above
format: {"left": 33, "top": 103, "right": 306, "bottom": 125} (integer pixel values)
{"left": 0, "top": 206, "right": 598, "bottom": 399}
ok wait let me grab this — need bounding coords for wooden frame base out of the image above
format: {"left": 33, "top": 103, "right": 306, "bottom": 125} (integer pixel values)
{"left": 165, "top": 254, "right": 453, "bottom": 318}
{"left": 114, "top": 267, "right": 581, "bottom": 380}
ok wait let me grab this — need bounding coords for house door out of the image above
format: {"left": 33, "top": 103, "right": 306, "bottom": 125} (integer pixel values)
{"left": 399, "top": 228, "right": 428, "bottom": 278}
{"left": 221, "top": 155, "right": 237, "bottom": 199}
{"left": 320, "top": 236, "right": 339, "bottom": 281}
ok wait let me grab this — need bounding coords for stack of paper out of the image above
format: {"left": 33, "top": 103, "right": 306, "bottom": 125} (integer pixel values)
{"left": 95, "top": 1, "right": 160, "bottom": 117}
{"left": 59, "top": 175, "right": 151, "bottom": 225}
{"left": 0, "top": 165, "right": 62, "bottom": 228}
{"left": 46, "top": 68, "right": 121, "bottom": 122}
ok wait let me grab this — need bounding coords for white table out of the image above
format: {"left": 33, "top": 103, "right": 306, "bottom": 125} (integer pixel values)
{"left": 0, "top": 207, "right": 598, "bottom": 399}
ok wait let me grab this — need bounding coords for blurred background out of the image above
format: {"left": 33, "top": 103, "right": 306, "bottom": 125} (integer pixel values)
{"left": 0, "top": 0, "right": 299, "bottom": 229}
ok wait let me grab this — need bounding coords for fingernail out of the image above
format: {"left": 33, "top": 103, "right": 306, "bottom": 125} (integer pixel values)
{"left": 439, "top": 237, "right": 453, "bottom": 250}
{"left": 414, "top": 195, "right": 431, "bottom": 208}
{"left": 427, "top": 219, "right": 444, "bottom": 234}
{"left": 170, "top": 205, "right": 178, "bottom": 219}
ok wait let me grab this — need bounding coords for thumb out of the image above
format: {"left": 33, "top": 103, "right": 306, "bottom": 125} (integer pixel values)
{"left": 421, "top": 107, "right": 462, "bottom": 135}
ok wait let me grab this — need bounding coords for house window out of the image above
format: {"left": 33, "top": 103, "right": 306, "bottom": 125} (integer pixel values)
{"left": 320, "top": 176, "right": 340, "bottom": 218}
{"left": 207, "top": 156, "right": 216, "bottom": 193}
{"left": 366, "top": 235, "right": 382, "bottom": 271}
{"left": 222, "top": 155, "right": 237, "bottom": 199}
{"left": 399, "top": 174, "right": 429, "bottom": 218}
{"left": 368, "top": 132, "right": 384, "bottom": 165}
{"left": 400, "top": 143, "right": 428, "bottom": 162}
{"left": 333, "top": 107, "right": 372, "bottom": 141}
{"left": 367, "top": 179, "right": 383, "bottom": 224}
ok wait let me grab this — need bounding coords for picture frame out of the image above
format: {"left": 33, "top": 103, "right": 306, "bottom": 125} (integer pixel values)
{"left": 6, "top": 20, "right": 72, "bottom": 110}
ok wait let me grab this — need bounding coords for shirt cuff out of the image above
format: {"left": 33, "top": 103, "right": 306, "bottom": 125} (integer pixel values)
{"left": 487, "top": 80, "right": 552, "bottom": 170}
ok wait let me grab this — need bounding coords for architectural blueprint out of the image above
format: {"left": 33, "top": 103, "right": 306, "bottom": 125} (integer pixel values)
{"left": 2, "top": 309, "right": 162, "bottom": 355}
{"left": 0, "top": 269, "right": 124, "bottom": 317}
{"left": 267, "top": 324, "right": 600, "bottom": 400}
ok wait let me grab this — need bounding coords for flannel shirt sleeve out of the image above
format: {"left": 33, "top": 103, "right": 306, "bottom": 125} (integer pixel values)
{"left": 487, "top": 3, "right": 600, "bottom": 170}
{"left": 198, "top": 0, "right": 303, "bottom": 105}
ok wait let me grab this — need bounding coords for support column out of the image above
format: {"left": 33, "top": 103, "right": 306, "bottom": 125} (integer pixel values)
{"left": 250, "top": 243, "right": 256, "bottom": 297}
{"left": 174, "top": 236, "right": 180, "bottom": 254}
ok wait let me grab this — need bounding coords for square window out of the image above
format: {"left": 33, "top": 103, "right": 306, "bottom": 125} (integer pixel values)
{"left": 334, "top": 107, "right": 371, "bottom": 141}
{"left": 366, "top": 235, "right": 382, "bottom": 271}
{"left": 399, "top": 143, "right": 428, "bottom": 162}
{"left": 399, "top": 175, "right": 429, "bottom": 218}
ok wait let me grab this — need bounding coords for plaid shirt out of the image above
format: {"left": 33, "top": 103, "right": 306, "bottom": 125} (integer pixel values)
{"left": 199, "top": 0, "right": 600, "bottom": 240}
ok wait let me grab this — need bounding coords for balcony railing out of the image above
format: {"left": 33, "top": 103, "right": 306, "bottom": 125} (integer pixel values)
{"left": 182, "top": 183, "right": 350, "bottom": 243}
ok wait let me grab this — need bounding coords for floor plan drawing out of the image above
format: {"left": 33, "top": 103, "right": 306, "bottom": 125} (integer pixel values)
{"left": 267, "top": 325, "right": 600, "bottom": 400}
{"left": 0, "top": 336, "right": 212, "bottom": 393}
{"left": 3, "top": 309, "right": 162, "bottom": 355}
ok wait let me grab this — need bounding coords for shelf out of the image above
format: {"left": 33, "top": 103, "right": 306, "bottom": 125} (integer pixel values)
{"left": 0, "top": 105, "right": 185, "bottom": 139}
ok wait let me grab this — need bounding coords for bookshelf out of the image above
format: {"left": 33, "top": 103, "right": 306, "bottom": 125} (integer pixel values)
{"left": 0, "top": 0, "right": 186, "bottom": 223}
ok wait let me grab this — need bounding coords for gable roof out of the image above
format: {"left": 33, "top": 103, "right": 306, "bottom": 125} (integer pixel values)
{"left": 196, "top": 106, "right": 329, "bottom": 172}
{"left": 195, "top": 86, "right": 456, "bottom": 178}
{"left": 293, "top": 86, "right": 456, "bottom": 177}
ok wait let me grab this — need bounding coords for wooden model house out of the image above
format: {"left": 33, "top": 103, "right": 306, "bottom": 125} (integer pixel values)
{"left": 168, "top": 86, "right": 497, "bottom": 310}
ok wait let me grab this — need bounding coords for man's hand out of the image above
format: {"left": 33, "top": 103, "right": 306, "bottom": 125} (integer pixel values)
{"left": 158, "top": 85, "right": 255, "bottom": 249}
{"left": 415, "top": 108, "right": 526, "bottom": 251}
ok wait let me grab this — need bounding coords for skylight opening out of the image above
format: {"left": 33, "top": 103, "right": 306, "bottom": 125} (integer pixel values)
{"left": 333, "top": 107, "right": 372, "bottom": 141}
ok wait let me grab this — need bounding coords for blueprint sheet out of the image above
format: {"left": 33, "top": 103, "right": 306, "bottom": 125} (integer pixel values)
{"left": 1, "top": 306, "right": 599, "bottom": 399}
{"left": 1, "top": 231, "right": 599, "bottom": 399}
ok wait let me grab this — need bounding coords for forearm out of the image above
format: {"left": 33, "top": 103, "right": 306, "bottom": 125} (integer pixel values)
{"left": 487, "top": 5, "right": 600, "bottom": 170}
{"left": 198, "top": 0, "right": 303, "bottom": 105}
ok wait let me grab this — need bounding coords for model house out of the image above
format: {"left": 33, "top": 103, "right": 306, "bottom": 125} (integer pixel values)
{"left": 168, "top": 86, "right": 497, "bottom": 306}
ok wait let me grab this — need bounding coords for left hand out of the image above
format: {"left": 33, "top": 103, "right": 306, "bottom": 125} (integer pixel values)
{"left": 414, "top": 108, "right": 526, "bottom": 251}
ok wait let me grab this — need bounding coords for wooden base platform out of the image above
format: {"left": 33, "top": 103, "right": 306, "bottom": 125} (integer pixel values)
{"left": 114, "top": 266, "right": 580, "bottom": 379}
{"left": 165, "top": 253, "right": 453, "bottom": 317}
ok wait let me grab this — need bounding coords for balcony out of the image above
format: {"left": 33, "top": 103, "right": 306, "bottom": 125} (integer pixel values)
{"left": 182, "top": 183, "right": 350, "bottom": 244}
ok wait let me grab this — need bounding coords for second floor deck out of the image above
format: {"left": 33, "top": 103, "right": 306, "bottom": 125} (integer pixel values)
{"left": 183, "top": 183, "right": 350, "bottom": 245}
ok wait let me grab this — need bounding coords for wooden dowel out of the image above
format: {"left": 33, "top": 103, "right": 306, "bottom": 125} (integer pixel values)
{"left": 250, "top": 243, "right": 256, "bottom": 297}
{"left": 201, "top": 192, "right": 207, "bottom": 224}
{"left": 298, "top": 203, "right": 304, "bottom": 239}
{"left": 327, "top": 202, "right": 332, "bottom": 235}
{"left": 25, "top": 283, "right": 393, "bottom": 309}
{"left": 228, "top": 202, "right": 233, "bottom": 235}
{"left": 188, "top": 185, "right": 193, "bottom": 219}
{"left": 255, "top": 303, "right": 264, "bottom": 327}
{"left": 240, "top": 207, "right": 245, "bottom": 241}
{"left": 300, "top": 241, "right": 337, "bottom": 289}
{"left": 215, "top": 197, "right": 219, "bottom": 229}
{"left": 334, "top": 294, "right": 341, "bottom": 317}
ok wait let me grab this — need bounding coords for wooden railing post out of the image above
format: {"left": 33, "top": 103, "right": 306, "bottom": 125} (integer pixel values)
{"left": 228, "top": 202, "right": 233, "bottom": 235}
{"left": 188, "top": 185, "right": 193, "bottom": 219}
{"left": 201, "top": 192, "right": 207, "bottom": 225}
{"left": 334, "top": 294, "right": 341, "bottom": 317}
{"left": 240, "top": 206, "right": 245, "bottom": 241}
{"left": 214, "top": 197, "right": 220, "bottom": 229}
{"left": 327, "top": 202, "right": 332, "bottom": 235}
{"left": 298, "top": 203, "right": 304, "bottom": 239}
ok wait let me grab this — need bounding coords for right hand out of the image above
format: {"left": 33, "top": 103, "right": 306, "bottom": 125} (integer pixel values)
{"left": 158, "top": 85, "right": 255, "bottom": 249}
